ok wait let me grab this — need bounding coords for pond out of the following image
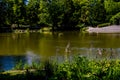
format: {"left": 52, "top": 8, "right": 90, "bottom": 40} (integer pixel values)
{"left": 0, "top": 32, "right": 120, "bottom": 71}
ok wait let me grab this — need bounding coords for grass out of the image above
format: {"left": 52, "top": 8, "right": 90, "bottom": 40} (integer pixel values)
{"left": 97, "top": 23, "right": 111, "bottom": 27}
{"left": 1, "top": 55, "right": 120, "bottom": 80}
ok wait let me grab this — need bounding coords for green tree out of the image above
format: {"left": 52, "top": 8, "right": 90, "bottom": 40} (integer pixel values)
{"left": 0, "top": 0, "right": 120, "bottom": 31}
{"left": 26, "top": 0, "right": 40, "bottom": 27}
{"left": 61, "top": 0, "right": 78, "bottom": 30}
{"left": 12, "top": 0, "right": 27, "bottom": 27}
{"left": 79, "top": 0, "right": 89, "bottom": 26}
{"left": 104, "top": 0, "right": 120, "bottom": 15}
{"left": 0, "top": 0, "right": 8, "bottom": 27}
{"left": 48, "top": 0, "right": 80, "bottom": 30}
{"left": 104, "top": 0, "right": 120, "bottom": 21}
{"left": 47, "top": 0, "right": 65, "bottom": 30}
{"left": 110, "top": 12, "right": 120, "bottom": 25}
{"left": 6, "top": 0, "right": 14, "bottom": 26}
{"left": 38, "top": 0, "right": 50, "bottom": 27}
{"left": 88, "top": 0, "right": 106, "bottom": 26}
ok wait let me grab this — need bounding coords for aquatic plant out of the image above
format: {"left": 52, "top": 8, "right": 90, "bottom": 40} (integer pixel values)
{"left": 14, "top": 60, "right": 24, "bottom": 70}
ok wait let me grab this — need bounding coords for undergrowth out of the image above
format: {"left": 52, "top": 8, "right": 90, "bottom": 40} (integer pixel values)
{"left": 1, "top": 55, "right": 120, "bottom": 80}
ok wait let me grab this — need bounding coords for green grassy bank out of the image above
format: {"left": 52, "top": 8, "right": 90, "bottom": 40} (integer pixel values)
{"left": 1, "top": 56, "right": 120, "bottom": 80}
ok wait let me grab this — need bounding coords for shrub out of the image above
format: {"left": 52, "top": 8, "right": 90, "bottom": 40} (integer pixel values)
{"left": 2, "top": 56, "right": 120, "bottom": 80}
{"left": 110, "top": 12, "right": 120, "bottom": 25}
{"left": 14, "top": 60, "right": 24, "bottom": 70}
{"left": 97, "top": 23, "right": 111, "bottom": 27}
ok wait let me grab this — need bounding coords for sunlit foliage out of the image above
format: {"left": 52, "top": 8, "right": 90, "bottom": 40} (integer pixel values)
{"left": 0, "top": 0, "right": 120, "bottom": 31}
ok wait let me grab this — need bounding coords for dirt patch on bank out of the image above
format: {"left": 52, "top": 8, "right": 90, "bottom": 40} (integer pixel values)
{"left": 86, "top": 25, "right": 120, "bottom": 33}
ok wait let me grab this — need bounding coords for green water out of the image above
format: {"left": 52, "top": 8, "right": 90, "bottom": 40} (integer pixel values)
{"left": 1, "top": 32, "right": 120, "bottom": 70}
{"left": 0, "top": 32, "right": 120, "bottom": 58}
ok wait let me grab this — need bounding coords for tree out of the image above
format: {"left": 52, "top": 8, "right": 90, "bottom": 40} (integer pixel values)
{"left": 0, "top": 0, "right": 8, "bottom": 27}
{"left": 26, "top": 0, "right": 40, "bottom": 27}
{"left": 110, "top": 12, "right": 120, "bottom": 25}
{"left": 88, "top": 0, "right": 106, "bottom": 26}
{"left": 47, "top": 0, "right": 65, "bottom": 30}
{"left": 11, "top": 0, "right": 27, "bottom": 27}
{"left": 48, "top": 0, "right": 80, "bottom": 30}
{"left": 104, "top": 0, "right": 120, "bottom": 21}
{"left": 38, "top": 0, "right": 50, "bottom": 27}
{"left": 61, "top": 0, "right": 76, "bottom": 29}
{"left": 6, "top": 0, "right": 14, "bottom": 26}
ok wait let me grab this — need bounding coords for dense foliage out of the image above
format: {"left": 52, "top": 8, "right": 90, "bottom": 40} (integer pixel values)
{"left": 1, "top": 56, "right": 120, "bottom": 80}
{"left": 0, "top": 0, "right": 120, "bottom": 31}
{"left": 110, "top": 12, "right": 120, "bottom": 25}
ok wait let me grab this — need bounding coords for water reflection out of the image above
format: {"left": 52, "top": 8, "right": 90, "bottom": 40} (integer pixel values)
{"left": 1, "top": 33, "right": 120, "bottom": 70}
{"left": 0, "top": 48, "right": 120, "bottom": 71}
{"left": 26, "top": 51, "right": 40, "bottom": 66}
{"left": 0, "top": 51, "right": 41, "bottom": 71}
{"left": 0, "top": 56, "right": 26, "bottom": 71}
{"left": 56, "top": 46, "right": 120, "bottom": 59}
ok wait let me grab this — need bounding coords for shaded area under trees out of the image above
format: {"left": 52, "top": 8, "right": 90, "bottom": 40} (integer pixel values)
{"left": 0, "top": 0, "right": 120, "bottom": 32}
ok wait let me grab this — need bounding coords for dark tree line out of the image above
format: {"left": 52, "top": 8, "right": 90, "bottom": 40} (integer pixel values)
{"left": 0, "top": 0, "right": 120, "bottom": 31}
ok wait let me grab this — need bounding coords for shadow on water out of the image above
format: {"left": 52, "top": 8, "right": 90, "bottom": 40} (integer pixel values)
{"left": 0, "top": 56, "right": 26, "bottom": 71}
{"left": 55, "top": 46, "right": 120, "bottom": 60}
{"left": 0, "top": 48, "right": 120, "bottom": 71}
{"left": 0, "top": 51, "right": 41, "bottom": 71}
{"left": 1, "top": 32, "right": 120, "bottom": 71}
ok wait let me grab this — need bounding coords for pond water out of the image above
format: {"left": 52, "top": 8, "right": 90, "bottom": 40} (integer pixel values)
{"left": 1, "top": 32, "right": 120, "bottom": 71}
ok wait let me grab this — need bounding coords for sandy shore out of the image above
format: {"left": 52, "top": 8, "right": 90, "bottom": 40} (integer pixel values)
{"left": 86, "top": 25, "right": 120, "bottom": 33}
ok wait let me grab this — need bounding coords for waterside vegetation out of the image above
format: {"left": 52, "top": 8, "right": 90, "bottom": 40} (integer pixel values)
{"left": 1, "top": 55, "right": 120, "bottom": 80}
{"left": 0, "top": 0, "right": 120, "bottom": 32}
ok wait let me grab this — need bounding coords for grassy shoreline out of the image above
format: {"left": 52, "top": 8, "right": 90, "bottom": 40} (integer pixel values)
{"left": 1, "top": 56, "right": 120, "bottom": 80}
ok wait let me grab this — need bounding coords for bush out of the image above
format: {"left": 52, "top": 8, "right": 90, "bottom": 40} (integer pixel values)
{"left": 2, "top": 56, "right": 120, "bottom": 80}
{"left": 110, "top": 12, "right": 120, "bottom": 25}
{"left": 14, "top": 60, "right": 24, "bottom": 70}
{"left": 97, "top": 23, "right": 111, "bottom": 27}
